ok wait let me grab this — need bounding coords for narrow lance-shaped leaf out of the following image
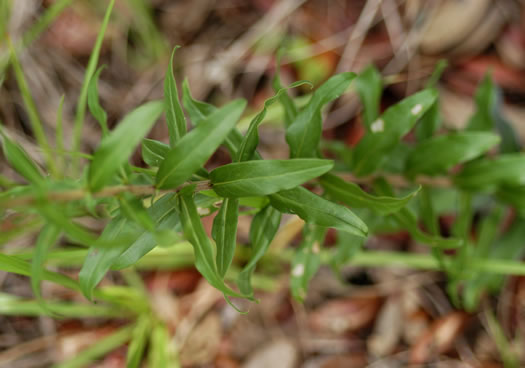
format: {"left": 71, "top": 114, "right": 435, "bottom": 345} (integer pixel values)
{"left": 126, "top": 315, "right": 151, "bottom": 368}
{"left": 372, "top": 178, "right": 462, "bottom": 249}
{"left": 38, "top": 203, "right": 99, "bottom": 247}
{"left": 237, "top": 80, "right": 312, "bottom": 162}
{"left": 415, "top": 101, "right": 441, "bottom": 141}
{"left": 55, "top": 95, "right": 66, "bottom": 174}
{"left": 286, "top": 72, "right": 356, "bottom": 158}
{"left": 89, "top": 193, "right": 180, "bottom": 273}
{"left": 406, "top": 132, "right": 500, "bottom": 176}
{"left": 415, "top": 61, "right": 447, "bottom": 142}
{"left": 148, "top": 322, "right": 175, "bottom": 368}
{"left": 210, "top": 159, "right": 333, "bottom": 197}
{"left": 118, "top": 193, "right": 155, "bottom": 232}
{"left": 164, "top": 46, "right": 186, "bottom": 146}
{"left": 79, "top": 217, "right": 136, "bottom": 300}
{"left": 31, "top": 224, "right": 61, "bottom": 301}
{"left": 414, "top": 60, "right": 447, "bottom": 140}
{"left": 270, "top": 186, "right": 368, "bottom": 237}
{"left": 178, "top": 192, "right": 252, "bottom": 299}
{"left": 416, "top": 60, "right": 446, "bottom": 141}
{"left": 320, "top": 173, "right": 420, "bottom": 215}
{"left": 290, "top": 224, "right": 325, "bottom": 302}
{"left": 73, "top": 0, "right": 115, "bottom": 164}
{"left": 355, "top": 64, "right": 382, "bottom": 129}
{"left": 181, "top": 79, "right": 247, "bottom": 159}
{"left": 156, "top": 99, "right": 246, "bottom": 189}
{"left": 141, "top": 138, "right": 169, "bottom": 167}
{"left": 238, "top": 205, "right": 281, "bottom": 296}
{"left": 0, "top": 128, "right": 44, "bottom": 185}
{"left": 454, "top": 153, "right": 525, "bottom": 192}
{"left": 212, "top": 198, "right": 239, "bottom": 278}
{"left": 352, "top": 89, "right": 437, "bottom": 176}
{"left": 87, "top": 66, "right": 108, "bottom": 136}
{"left": 89, "top": 100, "right": 164, "bottom": 191}
{"left": 467, "top": 73, "right": 521, "bottom": 153}
{"left": 272, "top": 48, "right": 299, "bottom": 128}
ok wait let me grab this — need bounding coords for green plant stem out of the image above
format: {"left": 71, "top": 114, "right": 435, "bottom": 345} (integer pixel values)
{"left": 0, "top": 181, "right": 212, "bottom": 208}
{"left": 16, "top": 243, "right": 525, "bottom": 278}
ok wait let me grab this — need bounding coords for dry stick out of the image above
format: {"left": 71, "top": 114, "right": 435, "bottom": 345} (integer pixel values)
{"left": 1, "top": 181, "right": 212, "bottom": 208}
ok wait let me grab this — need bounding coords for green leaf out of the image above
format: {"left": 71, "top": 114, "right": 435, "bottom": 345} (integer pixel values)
{"left": 496, "top": 185, "right": 525, "bottom": 210}
{"left": 290, "top": 224, "right": 325, "bottom": 302}
{"left": 286, "top": 72, "right": 356, "bottom": 158}
{"left": 164, "top": 46, "right": 186, "bottom": 146}
{"left": 79, "top": 217, "right": 135, "bottom": 300}
{"left": 113, "top": 194, "right": 180, "bottom": 269}
{"left": 415, "top": 62, "right": 446, "bottom": 140}
{"left": 425, "top": 60, "right": 448, "bottom": 87}
{"left": 31, "top": 224, "right": 61, "bottom": 301}
{"left": 406, "top": 132, "right": 500, "bottom": 176}
{"left": 148, "top": 322, "right": 176, "bottom": 368}
{"left": 467, "top": 73, "right": 521, "bottom": 153}
{"left": 463, "top": 216, "right": 525, "bottom": 310}
{"left": 212, "top": 198, "right": 239, "bottom": 278}
{"left": 238, "top": 205, "right": 281, "bottom": 296}
{"left": 119, "top": 193, "right": 155, "bottom": 231}
{"left": 467, "top": 73, "right": 500, "bottom": 131}
{"left": 181, "top": 78, "right": 216, "bottom": 125}
{"left": 156, "top": 99, "right": 246, "bottom": 189}
{"left": 0, "top": 129, "right": 44, "bottom": 184}
{"left": 0, "top": 253, "right": 79, "bottom": 292}
{"left": 54, "top": 324, "right": 134, "bottom": 368}
{"left": 0, "top": 293, "right": 124, "bottom": 317}
{"left": 237, "top": 80, "right": 311, "bottom": 162}
{"left": 178, "top": 192, "right": 251, "bottom": 299}
{"left": 182, "top": 79, "right": 247, "bottom": 159}
{"left": 320, "top": 173, "right": 419, "bottom": 214}
{"left": 270, "top": 186, "right": 368, "bottom": 237}
{"left": 415, "top": 100, "right": 441, "bottom": 141}
{"left": 272, "top": 49, "right": 299, "bottom": 128}
{"left": 355, "top": 64, "right": 382, "bottom": 129}
{"left": 89, "top": 100, "right": 164, "bottom": 191}
{"left": 454, "top": 153, "right": 525, "bottom": 192}
{"left": 331, "top": 231, "right": 365, "bottom": 271}
{"left": 73, "top": 0, "right": 115, "bottom": 166}
{"left": 352, "top": 89, "right": 438, "bottom": 176}
{"left": 38, "top": 203, "right": 99, "bottom": 247}
{"left": 141, "top": 138, "right": 170, "bottom": 167}
{"left": 87, "top": 66, "right": 108, "bottom": 136}
{"left": 126, "top": 315, "right": 151, "bottom": 368}
{"left": 372, "top": 178, "right": 462, "bottom": 248}
{"left": 211, "top": 159, "right": 333, "bottom": 197}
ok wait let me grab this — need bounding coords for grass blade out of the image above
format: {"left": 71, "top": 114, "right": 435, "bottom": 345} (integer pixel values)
{"left": 72, "top": 0, "right": 115, "bottom": 171}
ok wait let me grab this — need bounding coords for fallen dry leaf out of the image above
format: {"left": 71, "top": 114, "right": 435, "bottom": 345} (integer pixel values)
{"left": 410, "top": 311, "right": 469, "bottom": 364}
{"left": 309, "top": 296, "right": 381, "bottom": 335}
